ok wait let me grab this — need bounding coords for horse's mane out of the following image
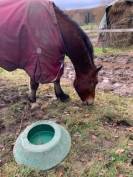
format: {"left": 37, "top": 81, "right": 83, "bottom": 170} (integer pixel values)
{"left": 53, "top": 3, "right": 94, "bottom": 62}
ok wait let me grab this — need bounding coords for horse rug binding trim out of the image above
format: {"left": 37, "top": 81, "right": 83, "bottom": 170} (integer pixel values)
{"left": 0, "top": 0, "right": 65, "bottom": 83}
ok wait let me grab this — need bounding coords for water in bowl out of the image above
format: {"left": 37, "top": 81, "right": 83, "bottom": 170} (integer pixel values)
{"left": 28, "top": 124, "right": 55, "bottom": 145}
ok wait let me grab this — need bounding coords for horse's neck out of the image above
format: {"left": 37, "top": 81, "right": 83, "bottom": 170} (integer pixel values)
{"left": 54, "top": 5, "right": 93, "bottom": 74}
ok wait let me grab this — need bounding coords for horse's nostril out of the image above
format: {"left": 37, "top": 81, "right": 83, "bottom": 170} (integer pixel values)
{"left": 86, "top": 98, "right": 94, "bottom": 105}
{"left": 87, "top": 102, "right": 94, "bottom": 106}
{"left": 82, "top": 99, "right": 94, "bottom": 106}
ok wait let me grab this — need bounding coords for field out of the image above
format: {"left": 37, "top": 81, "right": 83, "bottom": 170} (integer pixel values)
{"left": 0, "top": 47, "right": 133, "bottom": 177}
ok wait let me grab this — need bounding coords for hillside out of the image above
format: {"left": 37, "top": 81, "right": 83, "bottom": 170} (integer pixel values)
{"left": 64, "top": 6, "right": 105, "bottom": 25}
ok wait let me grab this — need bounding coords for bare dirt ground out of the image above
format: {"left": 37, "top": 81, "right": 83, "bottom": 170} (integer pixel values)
{"left": 64, "top": 54, "right": 133, "bottom": 97}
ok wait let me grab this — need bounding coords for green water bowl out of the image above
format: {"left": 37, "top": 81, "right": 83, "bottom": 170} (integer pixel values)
{"left": 13, "top": 121, "right": 71, "bottom": 171}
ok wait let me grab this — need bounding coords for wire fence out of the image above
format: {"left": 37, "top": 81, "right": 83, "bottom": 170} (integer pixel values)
{"left": 84, "top": 28, "right": 133, "bottom": 53}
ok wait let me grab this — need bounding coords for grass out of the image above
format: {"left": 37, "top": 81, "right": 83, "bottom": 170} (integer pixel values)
{"left": 94, "top": 46, "right": 133, "bottom": 56}
{"left": 81, "top": 23, "right": 98, "bottom": 31}
{"left": 0, "top": 66, "right": 133, "bottom": 177}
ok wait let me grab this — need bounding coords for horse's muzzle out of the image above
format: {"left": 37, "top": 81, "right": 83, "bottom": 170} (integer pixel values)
{"left": 82, "top": 98, "right": 94, "bottom": 106}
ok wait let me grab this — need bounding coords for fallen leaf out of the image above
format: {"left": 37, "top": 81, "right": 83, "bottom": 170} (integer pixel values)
{"left": 0, "top": 144, "right": 4, "bottom": 149}
{"left": 56, "top": 166, "right": 64, "bottom": 177}
{"left": 91, "top": 135, "right": 97, "bottom": 141}
{"left": 128, "top": 143, "right": 133, "bottom": 148}
{"left": 115, "top": 149, "right": 125, "bottom": 155}
{"left": 31, "top": 103, "right": 40, "bottom": 111}
{"left": 97, "top": 155, "right": 104, "bottom": 161}
{"left": 127, "top": 127, "right": 133, "bottom": 132}
{"left": 57, "top": 172, "right": 64, "bottom": 177}
{"left": 118, "top": 174, "right": 124, "bottom": 177}
{"left": 0, "top": 144, "right": 5, "bottom": 151}
{"left": 84, "top": 114, "right": 90, "bottom": 118}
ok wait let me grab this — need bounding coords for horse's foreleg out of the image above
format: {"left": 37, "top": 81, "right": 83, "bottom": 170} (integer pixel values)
{"left": 54, "top": 79, "right": 70, "bottom": 102}
{"left": 28, "top": 78, "right": 39, "bottom": 102}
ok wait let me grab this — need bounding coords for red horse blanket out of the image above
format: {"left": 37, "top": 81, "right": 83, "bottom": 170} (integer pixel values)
{"left": 0, "top": 0, "right": 65, "bottom": 83}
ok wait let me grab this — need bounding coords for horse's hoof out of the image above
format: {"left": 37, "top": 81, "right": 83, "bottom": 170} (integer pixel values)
{"left": 28, "top": 95, "right": 36, "bottom": 103}
{"left": 58, "top": 94, "right": 70, "bottom": 102}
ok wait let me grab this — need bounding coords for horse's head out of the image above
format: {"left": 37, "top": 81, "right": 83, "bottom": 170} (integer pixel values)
{"left": 74, "top": 66, "right": 102, "bottom": 105}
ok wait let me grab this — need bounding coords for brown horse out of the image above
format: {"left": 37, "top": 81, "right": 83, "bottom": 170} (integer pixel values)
{"left": 29, "top": 4, "right": 102, "bottom": 105}
{"left": 0, "top": 1, "right": 102, "bottom": 105}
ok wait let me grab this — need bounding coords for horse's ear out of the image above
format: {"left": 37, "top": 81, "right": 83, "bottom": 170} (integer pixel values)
{"left": 96, "top": 65, "right": 102, "bottom": 73}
